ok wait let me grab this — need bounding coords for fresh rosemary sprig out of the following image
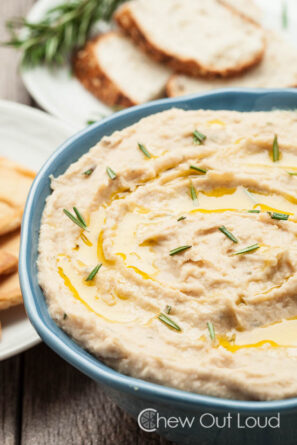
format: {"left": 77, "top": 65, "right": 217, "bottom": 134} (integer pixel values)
{"left": 158, "top": 313, "right": 181, "bottom": 331}
{"left": 219, "top": 226, "right": 238, "bottom": 243}
{"left": 169, "top": 245, "right": 192, "bottom": 256}
{"left": 268, "top": 212, "right": 289, "bottom": 221}
{"left": 86, "top": 263, "right": 102, "bottom": 281}
{"left": 189, "top": 165, "right": 207, "bottom": 174}
{"left": 63, "top": 208, "right": 87, "bottom": 230}
{"left": 4, "top": 0, "right": 126, "bottom": 68}
{"left": 207, "top": 321, "right": 216, "bottom": 341}
{"left": 138, "top": 143, "right": 152, "bottom": 159}
{"left": 106, "top": 166, "right": 117, "bottom": 180}
{"left": 272, "top": 134, "right": 280, "bottom": 162}
{"left": 73, "top": 206, "right": 87, "bottom": 227}
{"left": 232, "top": 243, "right": 260, "bottom": 256}
{"left": 193, "top": 130, "right": 206, "bottom": 145}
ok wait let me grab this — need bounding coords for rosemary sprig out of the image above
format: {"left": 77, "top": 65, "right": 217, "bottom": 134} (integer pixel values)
{"left": 86, "top": 263, "right": 102, "bottom": 281}
{"left": 189, "top": 165, "right": 207, "bottom": 174}
{"left": 106, "top": 166, "right": 117, "bottom": 180}
{"left": 218, "top": 226, "right": 238, "bottom": 243}
{"left": 158, "top": 313, "right": 181, "bottom": 331}
{"left": 207, "top": 321, "right": 216, "bottom": 341}
{"left": 63, "top": 208, "right": 87, "bottom": 230}
{"left": 83, "top": 167, "right": 95, "bottom": 176}
{"left": 138, "top": 143, "right": 152, "bottom": 159}
{"left": 232, "top": 243, "right": 260, "bottom": 256}
{"left": 272, "top": 135, "right": 280, "bottom": 162}
{"left": 169, "top": 245, "right": 192, "bottom": 256}
{"left": 73, "top": 206, "right": 87, "bottom": 227}
{"left": 268, "top": 212, "right": 289, "bottom": 221}
{"left": 4, "top": 0, "right": 126, "bottom": 68}
{"left": 177, "top": 216, "right": 186, "bottom": 221}
{"left": 193, "top": 130, "right": 206, "bottom": 145}
{"left": 190, "top": 181, "right": 197, "bottom": 201}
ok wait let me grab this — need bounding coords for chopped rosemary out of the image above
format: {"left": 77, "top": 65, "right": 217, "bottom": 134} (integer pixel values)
{"left": 73, "top": 207, "right": 87, "bottom": 228}
{"left": 158, "top": 313, "right": 181, "bottom": 331}
{"left": 106, "top": 166, "right": 117, "bottom": 180}
{"left": 63, "top": 313, "right": 67, "bottom": 320}
{"left": 193, "top": 129, "right": 206, "bottom": 145}
{"left": 63, "top": 208, "right": 87, "bottom": 230}
{"left": 165, "top": 305, "right": 172, "bottom": 314}
{"left": 87, "top": 120, "right": 96, "bottom": 125}
{"left": 177, "top": 216, "right": 186, "bottom": 221}
{"left": 288, "top": 171, "right": 297, "bottom": 176}
{"left": 83, "top": 167, "right": 95, "bottom": 176}
{"left": 207, "top": 321, "right": 216, "bottom": 341}
{"left": 268, "top": 212, "right": 289, "bottom": 221}
{"left": 138, "top": 143, "right": 152, "bottom": 159}
{"left": 248, "top": 209, "right": 260, "bottom": 213}
{"left": 272, "top": 134, "right": 279, "bottom": 162}
{"left": 219, "top": 226, "right": 238, "bottom": 243}
{"left": 232, "top": 243, "right": 260, "bottom": 256}
{"left": 189, "top": 165, "right": 207, "bottom": 174}
{"left": 169, "top": 245, "right": 192, "bottom": 256}
{"left": 86, "top": 263, "right": 102, "bottom": 281}
{"left": 190, "top": 181, "right": 197, "bottom": 201}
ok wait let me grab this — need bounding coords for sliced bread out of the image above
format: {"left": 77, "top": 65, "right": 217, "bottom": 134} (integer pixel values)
{"left": 166, "top": 33, "right": 297, "bottom": 97}
{"left": 115, "top": 0, "right": 265, "bottom": 78}
{"left": 73, "top": 32, "right": 172, "bottom": 107}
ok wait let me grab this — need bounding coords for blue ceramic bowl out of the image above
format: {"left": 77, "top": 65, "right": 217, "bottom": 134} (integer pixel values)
{"left": 20, "top": 90, "right": 297, "bottom": 445}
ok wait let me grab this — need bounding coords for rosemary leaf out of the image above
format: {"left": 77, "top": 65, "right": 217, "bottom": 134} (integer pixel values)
{"left": 177, "top": 216, "right": 186, "bottom": 221}
{"left": 207, "top": 321, "right": 216, "bottom": 341}
{"left": 219, "top": 226, "right": 238, "bottom": 243}
{"left": 190, "top": 181, "right": 197, "bottom": 201}
{"left": 268, "top": 212, "right": 289, "bottom": 221}
{"left": 232, "top": 243, "right": 260, "bottom": 256}
{"left": 138, "top": 143, "right": 152, "bottom": 159}
{"left": 86, "top": 263, "right": 102, "bottom": 281}
{"left": 106, "top": 166, "right": 117, "bottom": 180}
{"left": 272, "top": 134, "right": 279, "bottom": 162}
{"left": 158, "top": 313, "right": 181, "bottom": 331}
{"left": 189, "top": 165, "right": 207, "bottom": 174}
{"left": 73, "top": 207, "right": 87, "bottom": 227}
{"left": 63, "top": 209, "right": 87, "bottom": 230}
{"left": 193, "top": 129, "right": 206, "bottom": 145}
{"left": 248, "top": 209, "right": 260, "bottom": 213}
{"left": 169, "top": 245, "right": 192, "bottom": 256}
{"left": 165, "top": 305, "right": 172, "bottom": 314}
{"left": 288, "top": 171, "right": 297, "bottom": 176}
{"left": 83, "top": 167, "right": 95, "bottom": 176}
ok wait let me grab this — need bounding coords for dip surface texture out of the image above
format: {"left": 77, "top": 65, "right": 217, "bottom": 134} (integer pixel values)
{"left": 38, "top": 109, "right": 297, "bottom": 400}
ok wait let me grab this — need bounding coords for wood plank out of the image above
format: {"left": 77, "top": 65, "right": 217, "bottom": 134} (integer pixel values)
{"left": 0, "top": 356, "right": 22, "bottom": 445}
{"left": 21, "top": 344, "right": 173, "bottom": 445}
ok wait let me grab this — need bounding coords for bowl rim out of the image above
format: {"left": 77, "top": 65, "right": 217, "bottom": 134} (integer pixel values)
{"left": 20, "top": 88, "right": 297, "bottom": 413}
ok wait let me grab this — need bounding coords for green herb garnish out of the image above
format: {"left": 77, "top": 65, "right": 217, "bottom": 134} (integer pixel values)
{"left": 86, "top": 263, "right": 102, "bottom": 281}
{"left": 4, "top": 0, "right": 127, "bottom": 68}
{"left": 190, "top": 181, "right": 197, "bottom": 201}
{"left": 282, "top": 0, "right": 288, "bottom": 29}
{"left": 193, "top": 130, "right": 206, "bottom": 145}
{"left": 158, "top": 313, "right": 181, "bottom": 331}
{"left": 232, "top": 243, "right": 260, "bottom": 256}
{"left": 219, "top": 226, "right": 238, "bottom": 243}
{"left": 73, "top": 207, "right": 87, "bottom": 227}
{"left": 138, "top": 143, "right": 152, "bottom": 159}
{"left": 63, "top": 313, "right": 67, "bottom": 320}
{"left": 248, "top": 209, "right": 260, "bottom": 213}
{"left": 169, "top": 245, "right": 192, "bottom": 256}
{"left": 87, "top": 120, "right": 96, "bottom": 125}
{"left": 83, "top": 167, "right": 95, "bottom": 176}
{"left": 177, "top": 216, "right": 186, "bottom": 221}
{"left": 207, "top": 321, "right": 216, "bottom": 341}
{"left": 165, "top": 305, "right": 172, "bottom": 314}
{"left": 268, "top": 212, "right": 289, "bottom": 221}
{"left": 272, "top": 135, "right": 279, "bottom": 162}
{"left": 189, "top": 165, "right": 207, "bottom": 174}
{"left": 106, "top": 166, "right": 117, "bottom": 180}
{"left": 288, "top": 172, "right": 297, "bottom": 176}
{"left": 63, "top": 208, "right": 87, "bottom": 230}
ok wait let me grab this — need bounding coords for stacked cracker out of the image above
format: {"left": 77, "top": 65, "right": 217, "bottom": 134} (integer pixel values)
{"left": 73, "top": 0, "right": 297, "bottom": 108}
{"left": 0, "top": 158, "right": 35, "bottom": 337}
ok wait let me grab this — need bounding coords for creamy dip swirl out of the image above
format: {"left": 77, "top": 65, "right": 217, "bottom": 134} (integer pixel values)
{"left": 38, "top": 109, "right": 297, "bottom": 400}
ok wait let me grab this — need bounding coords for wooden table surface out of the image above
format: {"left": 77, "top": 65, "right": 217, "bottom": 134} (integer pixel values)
{"left": 0, "top": 2, "right": 173, "bottom": 444}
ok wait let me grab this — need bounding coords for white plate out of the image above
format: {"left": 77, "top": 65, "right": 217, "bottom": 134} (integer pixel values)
{"left": 21, "top": 0, "right": 297, "bottom": 129}
{"left": 0, "top": 100, "right": 75, "bottom": 361}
